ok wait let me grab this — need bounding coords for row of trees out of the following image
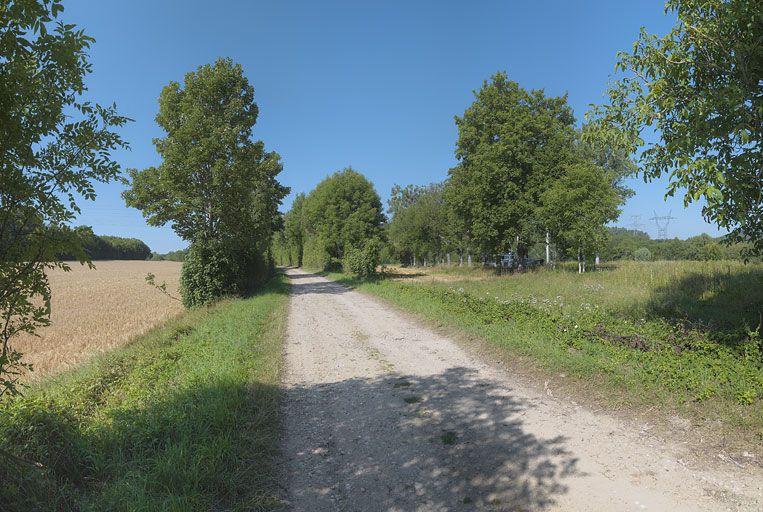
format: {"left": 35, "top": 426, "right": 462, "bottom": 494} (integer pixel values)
{"left": 60, "top": 227, "right": 152, "bottom": 260}
{"left": 276, "top": 52, "right": 758, "bottom": 273}
{"left": 602, "top": 228, "right": 755, "bottom": 262}
{"left": 278, "top": 0, "right": 762, "bottom": 273}
{"left": 150, "top": 249, "right": 187, "bottom": 262}
{"left": 274, "top": 168, "right": 385, "bottom": 277}
{"left": 381, "top": 74, "right": 631, "bottom": 271}
{"left": 274, "top": 76, "right": 634, "bottom": 275}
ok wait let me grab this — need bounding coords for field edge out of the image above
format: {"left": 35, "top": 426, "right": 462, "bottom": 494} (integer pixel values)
{"left": 0, "top": 274, "right": 290, "bottom": 511}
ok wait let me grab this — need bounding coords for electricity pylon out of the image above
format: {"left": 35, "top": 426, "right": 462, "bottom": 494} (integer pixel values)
{"left": 649, "top": 210, "right": 676, "bottom": 239}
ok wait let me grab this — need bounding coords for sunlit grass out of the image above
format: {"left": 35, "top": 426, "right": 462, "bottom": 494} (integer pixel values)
{"left": 330, "top": 261, "right": 763, "bottom": 444}
{"left": 0, "top": 275, "right": 289, "bottom": 511}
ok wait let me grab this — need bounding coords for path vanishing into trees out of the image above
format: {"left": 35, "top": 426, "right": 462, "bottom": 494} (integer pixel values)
{"left": 279, "top": 268, "right": 762, "bottom": 511}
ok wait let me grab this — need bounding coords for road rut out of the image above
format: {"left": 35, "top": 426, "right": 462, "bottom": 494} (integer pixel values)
{"left": 279, "top": 268, "right": 762, "bottom": 511}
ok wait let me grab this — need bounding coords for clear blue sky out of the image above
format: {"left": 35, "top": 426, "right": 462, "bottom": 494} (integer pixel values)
{"left": 64, "top": 0, "right": 723, "bottom": 253}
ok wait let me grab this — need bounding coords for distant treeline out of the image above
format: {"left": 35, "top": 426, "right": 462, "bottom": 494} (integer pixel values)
{"left": 58, "top": 227, "right": 152, "bottom": 261}
{"left": 150, "top": 249, "right": 187, "bottom": 262}
{"left": 601, "top": 228, "right": 754, "bottom": 262}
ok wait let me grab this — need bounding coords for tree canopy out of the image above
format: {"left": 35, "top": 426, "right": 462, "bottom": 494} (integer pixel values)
{"left": 283, "top": 193, "right": 305, "bottom": 266}
{"left": 539, "top": 163, "right": 623, "bottom": 270}
{"left": 0, "top": 0, "right": 129, "bottom": 394}
{"left": 301, "top": 168, "right": 384, "bottom": 270}
{"left": 124, "top": 58, "right": 287, "bottom": 306}
{"left": 587, "top": 0, "right": 762, "bottom": 254}
{"left": 446, "top": 72, "right": 578, "bottom": 256}
{"left": 387, "top": 183, "right": 452, "bottom": 265}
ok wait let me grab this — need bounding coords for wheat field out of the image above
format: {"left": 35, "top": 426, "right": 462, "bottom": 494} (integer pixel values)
{"left": 14, "top": 260, "right": 183, "bottom": 381}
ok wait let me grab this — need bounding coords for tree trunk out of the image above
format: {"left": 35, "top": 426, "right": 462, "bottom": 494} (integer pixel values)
{"left": 467, "top": 253, "right": 472, "bottom": 267}
{"left": 447, "top": 253, "right": 451, "bottom": 266}
{"left": 577, "top": 247, "right": 583, "bottom": 274}
{"left": 545, "top": 231, "right": 550, "bottom": 265}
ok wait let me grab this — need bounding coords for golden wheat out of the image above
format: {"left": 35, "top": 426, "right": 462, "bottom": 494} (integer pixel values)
{"left": 14, "top": 260, "right": 183, "bottom": 381}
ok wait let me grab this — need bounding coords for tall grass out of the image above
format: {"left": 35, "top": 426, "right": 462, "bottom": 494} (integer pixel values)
{"left": 401, "top": 260, "right": 762, "bottom": 338}
{"left": 0, "top": 275, "right": 289, "bottom": 511}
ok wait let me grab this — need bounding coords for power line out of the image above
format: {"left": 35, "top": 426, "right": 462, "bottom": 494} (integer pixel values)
{"left": 627, "top": 215, "right": 644, "bottom": 232}
{"left": 649, "top": 210, "right": 676, "bottom": 239}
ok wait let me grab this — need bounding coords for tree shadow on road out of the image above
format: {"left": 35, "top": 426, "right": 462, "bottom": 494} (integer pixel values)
{"left": 285, "top": 272, "right": 352, "bottom": 296}
{"left": 281, "top": 366, "right": 579, "bottom": 511}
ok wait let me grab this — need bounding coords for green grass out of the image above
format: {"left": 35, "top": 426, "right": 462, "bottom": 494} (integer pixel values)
{"left": 328, "top": 261, "right": 763, "bottom": 444}
{"left": 431, "top": 260, "right": 762, "bottom": 337}
{"left": 0, "top": 275, "right": 289, "bottom": 512}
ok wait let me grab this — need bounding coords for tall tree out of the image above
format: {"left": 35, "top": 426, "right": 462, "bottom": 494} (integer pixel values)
{"left": 387, "top": 183, "right": 451, "bottom": 265}
{"left": 123, "top": 58, "right": 287, "bottom": 306}
{"left": 447, "top": 72, "right": 578, "bottom": 257}
{"left": 301, "top": 168, "right": 384, "bottom": 270}
{"left": 587, "top": 0, "right": 762, "bottom": 254}
{"left": 539, "top": 163, "right": 623, "bottom": 272}
{"left": 0, "top": 0, "right": 129, "bottom": 394}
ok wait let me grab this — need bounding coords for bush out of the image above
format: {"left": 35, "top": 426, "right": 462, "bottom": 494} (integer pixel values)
{"left": 180, "top": 242, "right": 234, "bottom": 307}
{"left": 181, "top": 240, "right": 271, "bottom": 307}
{"left": 342, "top": 239, "right": 382, "bottom": 278}
{"left": 634, "top": 247, "right": 652, "bottom": 261}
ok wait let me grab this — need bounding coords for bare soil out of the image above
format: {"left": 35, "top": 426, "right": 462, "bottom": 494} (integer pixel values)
{"left": 279, "top": 269, "right": 762, "bottom": 511}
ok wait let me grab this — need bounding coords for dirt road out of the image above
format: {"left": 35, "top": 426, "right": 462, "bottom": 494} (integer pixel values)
{"left": 279, "top": 269, "right": 762, "bottom": 511}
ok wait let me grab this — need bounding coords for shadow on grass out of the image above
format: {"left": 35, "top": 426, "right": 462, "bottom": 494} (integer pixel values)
{"left": 282, "top": 366, "right": 579, "bottom": 511}
{"left": 0, "top": 379, "right": 282, "bottom": 512}
{"left": 379, "top": 270, "right": 428, "bottom": 280}
{"left": 1, "top": 367, "right": 579, "bottom": 511}
{"left": 639, "top": 267, "right": 763, "bottom": 345}
{"left": 0, "top": 274, "right": 290, "bottom": 512}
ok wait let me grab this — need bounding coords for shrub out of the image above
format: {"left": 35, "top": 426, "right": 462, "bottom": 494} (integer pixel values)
{"left": 181, "top": 240, "right": 249, "bottom": 307}
{"left": 634, "top": 247, "right": 652, "bottom": 261}
{"left": 342, "top": 239, "right": 382, "bottom": 278}
{"left": 181, "top": 240, "right": 271, "bottom": 307}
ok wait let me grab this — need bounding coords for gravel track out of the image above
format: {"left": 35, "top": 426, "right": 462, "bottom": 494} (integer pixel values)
{"left": 279, "top": 268, "right": 762, "bottom": 511}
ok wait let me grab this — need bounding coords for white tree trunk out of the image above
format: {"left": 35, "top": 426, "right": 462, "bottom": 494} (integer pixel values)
{"left": 577, "top": 247, "right": 583, "bottom": 274}
{"left": 467, "top": 253, "right": 472, "bottom": 267}
{"left": 545, "top": 231, "right": 551, "bottom": 265}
